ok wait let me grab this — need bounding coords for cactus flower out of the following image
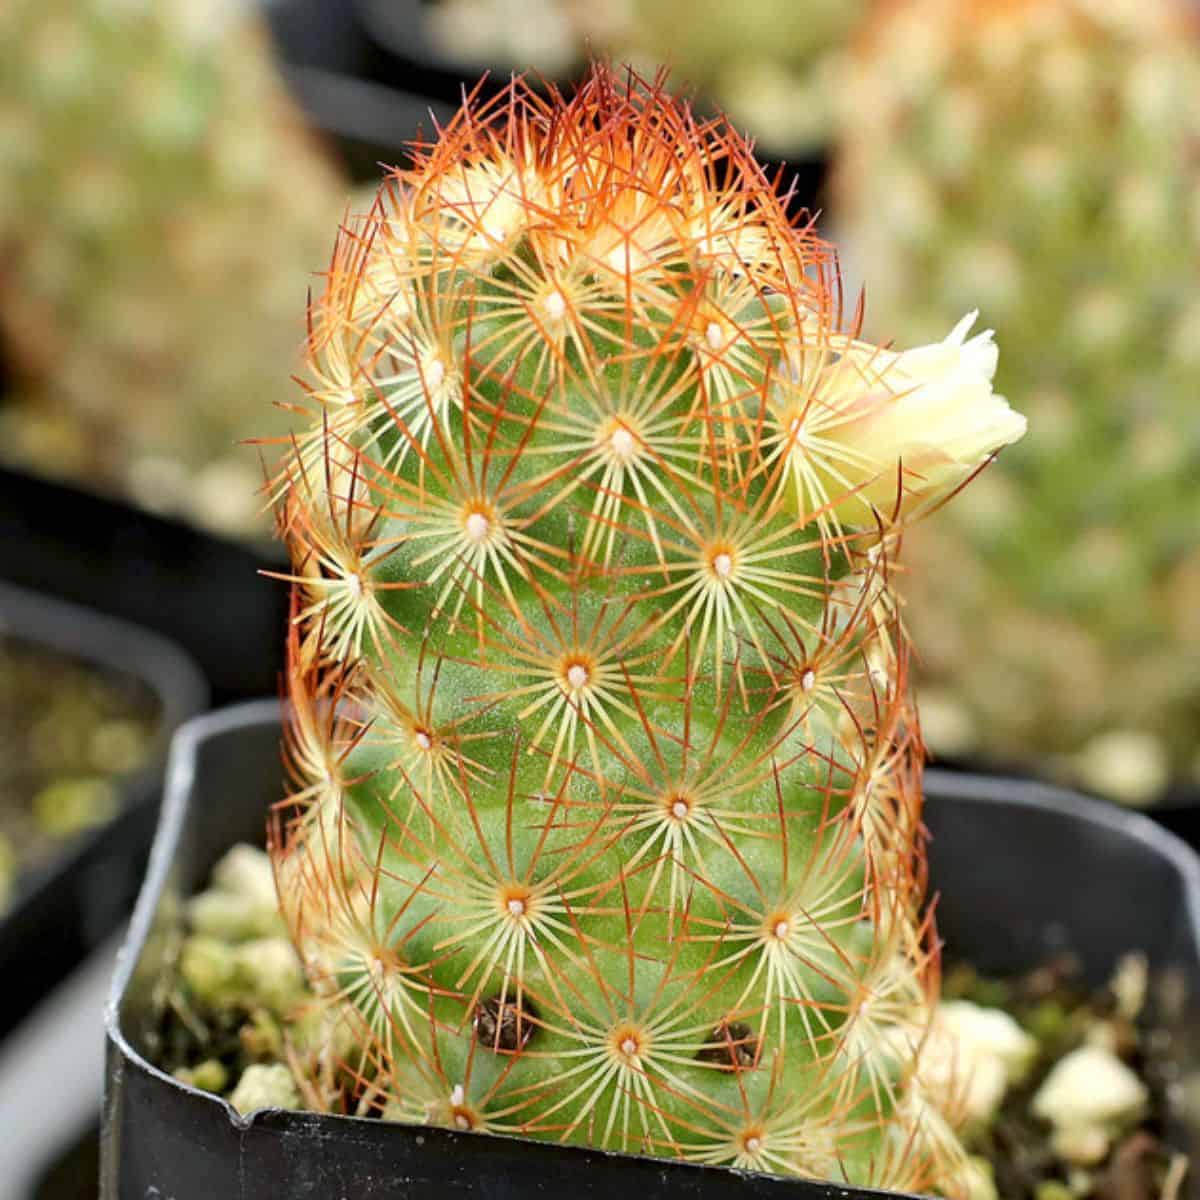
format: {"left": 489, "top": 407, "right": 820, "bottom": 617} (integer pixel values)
{"left": 779, "top": 312, "right": 1025, "bottom": 527}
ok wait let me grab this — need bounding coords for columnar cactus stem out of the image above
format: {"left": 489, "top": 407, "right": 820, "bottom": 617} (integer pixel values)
{"left": 270, "top": 67, "right": 1023, "bottom": 1192}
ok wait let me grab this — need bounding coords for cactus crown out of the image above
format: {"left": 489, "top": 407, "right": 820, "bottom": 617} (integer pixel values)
{"left": 271, "top": 67, "right": 977, "bottom": 1192}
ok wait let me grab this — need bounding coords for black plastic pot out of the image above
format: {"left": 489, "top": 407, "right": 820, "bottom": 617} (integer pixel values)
{"left": 352, "top": 0, "right": 556, "bottom": 105}
{"left": 0, "top": 581, "right": 207, "bottom": 1039}
{"left": 279, "top": 62, "right": 456, "bottom": 179}
{"left": 31, "top": 1124, "right": 99, "bottom": 1200}
{"left": 1152, "top": 789, "right": 1200, "bottom": 848}
{"left": 262, "top": 0, "right": 456, "bottom": 180}
{"left": 932, "top": 749, "right": 1200, "bottom": 857}
{"left": 0, "top": 466, "right": 287, "bottom": 707}
{"left": 103, "top": 701, "right": 1200, "bottom": 1199}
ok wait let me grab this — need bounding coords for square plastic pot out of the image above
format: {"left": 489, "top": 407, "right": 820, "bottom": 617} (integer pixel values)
{"left": 0, "top": 581, "right": 207, "bottom": 1038}
{"left": 102, "top": 701, "right": 1200, "bottom": 1199}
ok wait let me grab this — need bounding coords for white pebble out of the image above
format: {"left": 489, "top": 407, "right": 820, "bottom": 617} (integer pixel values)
{"left": 1032, "top": 1044, "right": 1148, "bottom": 1131}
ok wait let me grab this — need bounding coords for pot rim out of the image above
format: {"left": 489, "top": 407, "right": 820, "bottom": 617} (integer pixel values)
{"left": 0, "top": 579, "right": 208, "bottom": 750}
{"left": 0, "top": 464, "right": 289, "bottom": 705}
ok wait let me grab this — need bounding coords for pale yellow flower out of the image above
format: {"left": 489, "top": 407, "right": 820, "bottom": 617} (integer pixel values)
{"left": 780, "top": 312, "right": 1026, "bottom": 528}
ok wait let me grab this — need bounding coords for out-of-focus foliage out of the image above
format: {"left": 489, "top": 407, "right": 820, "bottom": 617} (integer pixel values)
{"left": 835, "top": 0, "right": 1200, "bottom": 802}
{"left": 424, "top": 0, "right": 865, "bottom": 152}
{"left": 0, "top": 0, "right": 351, "bottom": 535}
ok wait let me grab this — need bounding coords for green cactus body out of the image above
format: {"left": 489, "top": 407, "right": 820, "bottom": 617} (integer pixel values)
{"left": 271, "top": 69, "right": 1021, "bottom": 1191}
{"left": 835, "top": 0, "right": 1200, "bottom": 800}
{"left": 0, "top": 0, "right": 349, "bottom": 534}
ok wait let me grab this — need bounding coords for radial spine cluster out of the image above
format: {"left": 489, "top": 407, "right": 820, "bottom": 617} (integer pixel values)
{"left": 271, "top": 67, "right": 995, "bottom": 1193}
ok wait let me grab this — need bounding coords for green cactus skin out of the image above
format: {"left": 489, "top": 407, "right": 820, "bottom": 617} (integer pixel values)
{"left": 835, "top": 0, "right": 1200, "bottom": 802}
{"left": 267, "top": 68, "right": 1014, "bottom": 1192}
{"left": 0, "top": 0, "right": 349, "bottom": 534}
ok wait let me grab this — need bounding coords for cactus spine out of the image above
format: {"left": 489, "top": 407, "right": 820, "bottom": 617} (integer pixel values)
{"left": 835, "top": 0, "right": 1200, "bottom": 800}
{"left": 271, "top": 68, "right": 1020, "bottom": 1191}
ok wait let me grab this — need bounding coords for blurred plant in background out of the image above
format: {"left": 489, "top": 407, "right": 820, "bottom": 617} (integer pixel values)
{"left": 834, "top": 0, "right": 1200, "bottom": 803}
{"left": 0, "top": 0, "right": 352, "bottom": 536}
{"left": 424, "top": 0, "right": 864, "bottom": 152}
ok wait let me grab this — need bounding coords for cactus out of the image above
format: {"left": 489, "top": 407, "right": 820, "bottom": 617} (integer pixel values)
{"left": 269, "top": 67, "right": 1022, "bottom": 1190}
{"left": 0, "top": 632, "right": 158, "bottom": 914}
{"left": 0, "top": 0, "right": 349, "bottom": 535}
{"left": 834, "top": 0, "right": 1200, "bottom": 801}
